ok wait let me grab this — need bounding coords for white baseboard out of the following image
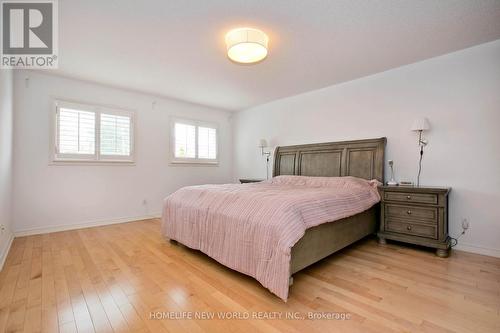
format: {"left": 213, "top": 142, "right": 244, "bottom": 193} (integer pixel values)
{"left": 14, "top": 213, "right": 162, "bottom": 237}
{"left": 454, "top": 242, "right": 500, "bottom": 258}
{"left": 0, "top": 232, "right": 14, "bottom": 271}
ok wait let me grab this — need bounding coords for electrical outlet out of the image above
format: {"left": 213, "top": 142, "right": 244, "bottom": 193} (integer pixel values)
{"left": 462, "top": 218, "right": 470, "bottom": 230}
{"left": 0, "top": 224, "right": 5, "bottom": 233}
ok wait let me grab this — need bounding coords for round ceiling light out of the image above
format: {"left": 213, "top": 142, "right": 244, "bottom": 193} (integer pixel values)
{"left": 225, "top": 28, "right": 269, "bottom": 64}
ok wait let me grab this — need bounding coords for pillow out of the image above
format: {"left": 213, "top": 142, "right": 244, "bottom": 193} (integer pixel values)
{"left": 269, "top": 175, "right": 381, "bottom": 189}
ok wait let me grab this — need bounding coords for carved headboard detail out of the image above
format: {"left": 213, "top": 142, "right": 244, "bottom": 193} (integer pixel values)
{"left": 273, "top": 138, "right": 386, "bottom": 183}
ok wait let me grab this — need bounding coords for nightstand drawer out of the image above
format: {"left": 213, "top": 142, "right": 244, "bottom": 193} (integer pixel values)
{"left": 386, "top": 219, "right": 437, "bottom": 239}
{"left": 385, "top": 204, "right": 438, "bottom": 224}
{"left": 384, "top": 191, "right": 438, "bottom": 205}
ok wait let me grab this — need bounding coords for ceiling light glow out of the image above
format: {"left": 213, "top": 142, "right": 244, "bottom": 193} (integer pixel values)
{"left": 225, "top": 28, "right": 268, "bottom": 64}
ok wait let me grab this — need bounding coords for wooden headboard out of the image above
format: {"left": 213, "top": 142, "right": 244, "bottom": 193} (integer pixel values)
{"left": 273, "top": 138, "right": 386, "bottom": 183}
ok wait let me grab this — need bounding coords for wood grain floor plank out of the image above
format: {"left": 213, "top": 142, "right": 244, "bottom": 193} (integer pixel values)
{"left": 40, "top": 234, "right": 59, "bottom": 333}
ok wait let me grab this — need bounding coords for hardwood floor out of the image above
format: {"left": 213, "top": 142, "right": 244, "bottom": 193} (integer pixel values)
{"left": 0, "top": 219, "right": 499, "bottom": 333}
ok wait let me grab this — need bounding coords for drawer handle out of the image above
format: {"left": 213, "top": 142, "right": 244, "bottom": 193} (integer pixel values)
{"left": 406, "top": 195, "right": 412, "bottom": 200}
{"left": 407, "top": 225, "right": 412, "bottom": 231}
{"left": 407, "top": 210, "right": 412, "bottom": 215}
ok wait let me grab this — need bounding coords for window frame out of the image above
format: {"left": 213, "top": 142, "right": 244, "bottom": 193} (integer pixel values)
{"left": 170, "top": 117, "right": 219, "bottom": 165}
{"left": 52, "top": 100, "right": 135, "bottom": 164}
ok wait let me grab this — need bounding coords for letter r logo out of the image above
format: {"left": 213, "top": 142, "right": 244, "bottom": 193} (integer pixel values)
{"left": 2, "top": 1, "right": 53, "bottom": 54}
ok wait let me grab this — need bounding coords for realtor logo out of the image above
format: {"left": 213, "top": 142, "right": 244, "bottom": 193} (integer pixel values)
{"left": 1, "top": 0, "right": 58, "bottom": 68}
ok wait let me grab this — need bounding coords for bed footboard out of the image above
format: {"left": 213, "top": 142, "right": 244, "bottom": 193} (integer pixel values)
{"left": 290, "top": 206, "right": 377, "bottom": 275}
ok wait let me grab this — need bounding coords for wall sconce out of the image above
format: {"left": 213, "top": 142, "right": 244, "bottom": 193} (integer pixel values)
{"left": 258, "top": 139, "right": 271, "bottom": 179}
{"left": 411, "top": 117, "right": 430, "bottom": 186}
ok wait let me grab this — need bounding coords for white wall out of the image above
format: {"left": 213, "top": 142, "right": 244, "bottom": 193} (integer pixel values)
{"left": 233, "top": 40, "right": 500, "bottom": 257}
{"left": 0, "top": 69, "right": 14, "bottom": 267}
{"left": 12, "top": 71, "right": 233, "bottom": 235}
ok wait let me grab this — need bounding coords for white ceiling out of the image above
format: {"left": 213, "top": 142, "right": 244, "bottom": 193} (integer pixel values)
{"left": 55, "top": 0, "right": 500, "bottom": 111}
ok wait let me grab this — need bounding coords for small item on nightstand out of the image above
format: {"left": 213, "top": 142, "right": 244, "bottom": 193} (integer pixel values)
{"left": 239, "top": 178, "right": 264, "bottom": 184}
{"left": 387, "top": 160, "right": 398, "bottom": 186}
{"left": 399, "top": 181, "right": 414, "bottom": 186}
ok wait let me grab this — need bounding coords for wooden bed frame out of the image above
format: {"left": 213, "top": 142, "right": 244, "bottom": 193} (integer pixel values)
{"left": 272, "top": 138, "right": 386, "bottom": 281}
{"left": 170, "top": 137, "right": 386, "bottom": 291}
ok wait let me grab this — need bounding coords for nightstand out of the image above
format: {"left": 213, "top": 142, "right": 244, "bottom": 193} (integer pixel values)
{"left": 377, "top": 186, "right": 451, "bottom": 257}
{"left": 239, "top": 178, "right": 264, "bottom": 184}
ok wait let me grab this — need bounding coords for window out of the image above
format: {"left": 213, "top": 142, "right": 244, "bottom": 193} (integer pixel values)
{"left": 171, "top": 118, "right": 218, "bottom": 164}
{"left": 54, "top": 100, "right": 134, "bottom": 162}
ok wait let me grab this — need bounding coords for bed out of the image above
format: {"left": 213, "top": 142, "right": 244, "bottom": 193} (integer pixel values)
{"left": 162, "top": 137, "right": 386, "bottom": 300}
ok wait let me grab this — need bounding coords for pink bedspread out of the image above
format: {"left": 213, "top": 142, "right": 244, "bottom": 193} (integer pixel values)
{"left": 161, "top": 176, "right": 381, "bottom": 301}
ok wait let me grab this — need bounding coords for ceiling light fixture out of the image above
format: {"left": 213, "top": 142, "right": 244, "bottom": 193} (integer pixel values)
{"left": 225, "top": 28, "right": 268, "bottom": 64}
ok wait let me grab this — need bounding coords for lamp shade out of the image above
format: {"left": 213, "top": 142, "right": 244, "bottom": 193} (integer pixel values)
{"left": 258, "top": 139, "right": 268, "bottom": 148}
{"left": 411, "top": 117, "right": 430, "bottom": 131}
{"left": 225, "top": 28, "right": 268, "bottom": 64}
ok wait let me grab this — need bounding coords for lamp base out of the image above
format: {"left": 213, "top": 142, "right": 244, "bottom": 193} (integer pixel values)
{"left": 387, "top": 180, "right": 398, "bottom": 186}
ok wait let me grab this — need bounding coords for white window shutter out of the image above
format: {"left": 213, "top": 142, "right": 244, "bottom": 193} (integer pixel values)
{"left": 58, "top": 108, "right": 96, "bottom": 155}
{"left": 198, "top": 126, "right": 217, "bottom": 159}
{"left": 174, "top": 123, "right": 196, "bottom": 158}
{"left": 100, "top": 113, "right": 132, "bottom": 156}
